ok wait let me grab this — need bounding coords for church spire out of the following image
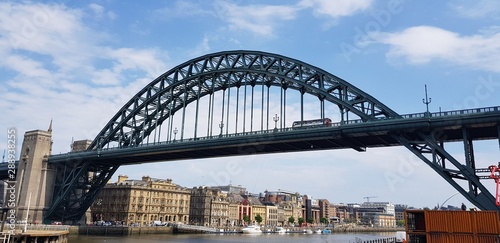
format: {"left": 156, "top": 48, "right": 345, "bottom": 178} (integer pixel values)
{"left": 48, "top": 119, "right": 53, "bottom": 133}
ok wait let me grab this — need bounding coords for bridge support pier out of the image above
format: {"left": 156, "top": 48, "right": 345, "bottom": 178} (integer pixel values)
{"left": 15, "top": 123, "right": 56, "bottom": 224}
{"left": 393, "top": 126, "right": 498, "bottom": 211}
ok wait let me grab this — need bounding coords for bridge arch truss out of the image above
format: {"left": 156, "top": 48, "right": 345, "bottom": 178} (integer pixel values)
{"left": 45, "top": 50, "right": 500, "bottom": 222}
{"left": 88, "top": 50, "right": 400, "bottom": 150}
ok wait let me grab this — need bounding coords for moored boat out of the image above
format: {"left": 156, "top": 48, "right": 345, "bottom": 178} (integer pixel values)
{"left": 241, "top": 225, "right": 262, "bottom": 234}
{"left": 275, "top": 226, "right": 287, "bottom": 234}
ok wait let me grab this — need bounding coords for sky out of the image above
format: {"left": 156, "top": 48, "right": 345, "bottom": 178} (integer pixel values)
{"left": 1, "top": 0, "right": 500, "bottom": 209}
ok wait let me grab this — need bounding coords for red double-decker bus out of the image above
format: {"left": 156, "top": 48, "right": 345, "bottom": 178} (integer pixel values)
{"left": 291, "top": 118, "right": 332, "bottom": 128}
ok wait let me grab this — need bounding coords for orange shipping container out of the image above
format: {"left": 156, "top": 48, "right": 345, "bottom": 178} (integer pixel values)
{"left": 428, "top": 233, "right": 451, "bottom": 243}
{"left": 476, "top": 235, "right": 500, "bottom": 243}
{"left": 406, "top": 210, "right": 500, "bottom": 243}
{"left": 450, "top": 234, "right": 474, "bottom": 243}
{"left": 473, "top": 211, "right": 500, "bottom": 234}
{"left": 447, "top": 210, "right": 472, "bottom": 233}
{"left": 424, "top": 210, "right": 449, "bottom": 233}
{"left": 406, "top": 209, "right": 500, "bottom": 235}
{"left": 423, "top": 233, "right": 499, "bottom": 243}
{"left": 406, "top": 210, "right": 426, "bottom": 232}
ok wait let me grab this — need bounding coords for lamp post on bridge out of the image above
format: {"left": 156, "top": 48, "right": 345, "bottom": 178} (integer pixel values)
{"left": 219, "top": 121, "right": 224, "bottom": 138}
{"left": 173, "top": 127, "right": 178, "bottom": 142}
{"left": 422, "top": 84, "right": 432, "bottom": 115}
{"left": 273, "top": 114, "right": 279, "bottom": 132}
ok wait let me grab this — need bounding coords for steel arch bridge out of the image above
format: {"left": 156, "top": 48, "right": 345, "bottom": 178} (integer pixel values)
{"left": 45, "top": 50, "right": 500, "bottom": 222}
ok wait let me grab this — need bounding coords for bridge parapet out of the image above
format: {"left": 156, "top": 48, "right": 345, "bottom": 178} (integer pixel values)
{"left": 400, "top": 106, "right": 500, "bottom": 119}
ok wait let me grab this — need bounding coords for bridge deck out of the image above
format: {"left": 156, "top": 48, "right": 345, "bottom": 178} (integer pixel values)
{"left": 47, "top": 109, "right": 500, "bottom": 165}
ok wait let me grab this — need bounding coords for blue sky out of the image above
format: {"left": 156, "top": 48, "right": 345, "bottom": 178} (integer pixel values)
{"left": 1, "top": 0, "right": 500, "bottom": 209}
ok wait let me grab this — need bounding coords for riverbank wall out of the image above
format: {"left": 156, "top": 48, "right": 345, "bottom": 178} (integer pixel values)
{"left": 332, "top": 227, "right": 403, "bottom": 233}
{"left": 69, "top": 226, "right": 173, "bottom": 236}
{"left": 68, "top": 225, "right": 401, "bottom": 236}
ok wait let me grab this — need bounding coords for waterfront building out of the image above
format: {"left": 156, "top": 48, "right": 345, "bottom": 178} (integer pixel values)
{"left": 318, "top": 199, "right": 335, "bottom": 221}
{"left": 210, "top": 191, "right": 229, "bottom": 227}
{"left": 242, "top": 195, "right": 263, "bottom": 225}
{"left": 302, "top": 195, "right": 320, "bottom": 224}
{"left": 226, "top": 193, "right": 245, "bottom": 226}
{"left": 346, "top": 203, "right": 361, "bottom": 223}
{"left": 227, "top": 201, "right": 239, "bottom": 226}
{"left": 330, "top": 203, "right": 351, "bottom": 223}
{"left": 189, "top": 187, "right": 229, "bottom": 227}
{"left": 262, "top": 202, "right": 278, "bottom": 226}
{"left": 361, "top": 202, "right": 395, "bottom": 216}
{"left": 279, "top": 202, "right": 299, "bottom": 226}
{"left": 373, "top": 213, "right": 396, "bottom": 228}
{"left": 394, "top": 204, "right": 407, "bottom": 224}
{"left": 277, "top": 205, "right": 285, "bottom": 226}
{"left": 91, "top": 175, "right": 191, "bottom": 226}
{"left": 356, "top": 202, "right": 396, "bottom": 227}
{"left": 262, "top": 190, "right": 302, "bottom": 226}
{"left": 226, "top": 194, "right": 275, "bottom": 226}
{"left": 251, "top": 203, "right": 266, "bottom": 225}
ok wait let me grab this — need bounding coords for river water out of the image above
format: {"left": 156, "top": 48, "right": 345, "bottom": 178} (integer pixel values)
{"left": 68, "top": 232, "right": 399, "bottom": 243}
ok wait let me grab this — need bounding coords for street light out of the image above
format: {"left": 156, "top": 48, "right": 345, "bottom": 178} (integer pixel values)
{"left": 273, "top": 114, "right": 280, "bottom": 131}
{"left": 422, "top": 84, "right": 432, "bottom": 114}
{"left": 173, "top": 127, "right": 178, "bottom": 142}
{"left": 219, "top": 121, "right": 224, "bottom": 138}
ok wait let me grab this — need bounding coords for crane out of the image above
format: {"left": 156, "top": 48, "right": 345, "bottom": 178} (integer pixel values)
{"left": 363, "top": 196, "right": 378, "bottom": 203}
{"left": 488, "top": 163, "right": 500, "bottom": 206}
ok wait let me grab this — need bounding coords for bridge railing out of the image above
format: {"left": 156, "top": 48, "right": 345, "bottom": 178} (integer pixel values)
{"left": 401, "top": 106, "right": 500, "bottom": 119}
{"left": 47, "top": 106, "right": 500, "bottom": 154}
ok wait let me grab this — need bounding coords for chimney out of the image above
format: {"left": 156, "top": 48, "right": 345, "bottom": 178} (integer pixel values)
{"left": 118, "top": 175, "right": 129, "bottom": 183}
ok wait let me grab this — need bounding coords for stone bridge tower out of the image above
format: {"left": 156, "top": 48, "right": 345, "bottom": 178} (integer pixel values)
{"left": 15, "top": 121, "right": 55, "bottom": 223}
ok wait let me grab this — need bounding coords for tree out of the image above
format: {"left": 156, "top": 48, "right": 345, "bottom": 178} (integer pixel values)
{"left": 307, "top": 217, "right": 314, "bottom": 224}
{"left": 320, "top": 217, "right": 329, "bottom": 225}
{"left": 255, "top": 214, "right": 263, "bottom": 224}
{"left": 243, "top": 215, "right": 250, "bottom": 224}
{"left": 298, "top": 217, "right": 304, "bottom": 226}
{"left": 288, "top": 216, "right": 295, "bottom": 225}
{"left": 397, "top": 219, "right": 405, "bottom": 227}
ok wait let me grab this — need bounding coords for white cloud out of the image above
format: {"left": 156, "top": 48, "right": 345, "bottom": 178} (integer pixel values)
{"left": 214, "top": 1, "right": 299, "bottom": 37}
{"left": 155, "top": 1, "right": 214, "bottom": 19}
{"left": 155, "top": 0, "right": 373, "bottom": 38}
{"left": 0, "top": 2, "right": 171, "bottom": 154}
{"left": 450, "top": 0, "right": 500, "bottom": 19}
{"left": 299, "top": 0, "right": 373, "bottom": 18}
{"left": 89, "top": 3, "right": 104, "bottom": 16}
{"left": 371, "top": 26, "right": 500, "bottom": 72}
{"left": 88, "top": 3, "right": 117, "bottom": 20}
{"left": 186, "top": 36, "right": 211, "bottom": 58}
